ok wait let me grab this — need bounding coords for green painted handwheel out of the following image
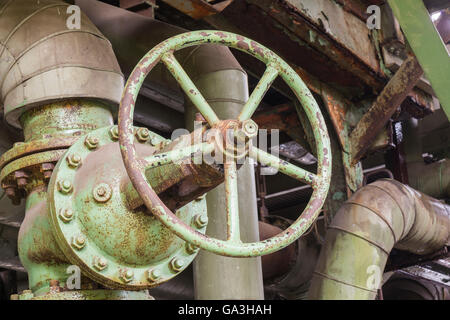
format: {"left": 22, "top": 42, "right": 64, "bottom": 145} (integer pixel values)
{"left": 119, "top": 30, "right": 332, "bottom": 257}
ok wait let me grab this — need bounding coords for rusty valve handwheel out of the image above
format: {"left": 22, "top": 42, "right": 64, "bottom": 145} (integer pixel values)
{"left": 119, "top": 31, "right": 331, "bottom": 257}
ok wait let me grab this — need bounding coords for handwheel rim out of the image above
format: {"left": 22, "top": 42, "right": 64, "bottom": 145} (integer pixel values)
{"left": 119, "top": 30, "right": 332, "bottom": 257}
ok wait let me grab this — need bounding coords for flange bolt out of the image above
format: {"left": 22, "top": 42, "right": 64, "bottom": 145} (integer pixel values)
{"left": 57, "top": 179, "right": 73, "bottom": 194}
{"left": 170, "top": 258, "right": 185, "bottom": 272}
{"left": 147, "top": 269, "right": 161, "bottom": 283}
{"left": 93, "top": 183, "right": 112, "bottom": 203}
{"left": 93, "top": 256, "right": 108, "bottom": 271}
{"left": 136, "top": 128, "right": 150, "bottom": 142}
{"left": 120, "top": 269, "right": 134, "bottom": 283}
{"left": 72, "top": 235, "right": 86, "bottom": 250}
{"left": 67, "top": 154, "right": 82, "bottom": 168}
{"left": 193, "top": 214, "right": 208, "bottom": 228}
{"left": 109, "top": 126, "right": 119, "bottom": 141}
{"left": 85, "top": 135, "right": 99, "bottom": 150}
{"left": 59, "top": 208, "right": 74, "bottom": 223}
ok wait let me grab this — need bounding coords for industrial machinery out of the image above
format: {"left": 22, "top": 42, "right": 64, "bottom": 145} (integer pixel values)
{"left": 0, "top": 0, "right": 449, "bottom": 300}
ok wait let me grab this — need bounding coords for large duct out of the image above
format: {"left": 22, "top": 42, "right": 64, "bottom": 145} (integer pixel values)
{"left": 0, "top": 0, "right": 124, "bottom": 128}
{"left": 308, "top": 179, "right": 450, "bottom": 300}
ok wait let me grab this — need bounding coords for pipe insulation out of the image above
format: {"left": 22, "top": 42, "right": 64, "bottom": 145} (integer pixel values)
{"left": 0, "top": 0, "right": 124, "bottom": 127}
{"left": 308, "top": 179, "right": 450, "bottom": 300}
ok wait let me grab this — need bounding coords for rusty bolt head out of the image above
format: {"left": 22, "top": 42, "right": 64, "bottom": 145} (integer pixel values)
{"left": 93, "top": 183, "right": 112, "bottom": 203}
{"left": 71, "top": 235, "right": 86, "bottom": 250}
{"left": 59, "top": 208, "right": 74, "bottom": 223}
{"left": 93, "top": 256, "right": 108, "bottom": 271}
{"left": 57, "top": 179, "right": 73, "bottom": 194}
{"left": 170, "top": 258, "right": 185, "bottom": 272}
{"left": 84, "top": 135, "right": 99, "bottom": 150}
{"left": 41, "top": 163, "right": 55, "bottom": 180}
{"left": 67, "top": 154, "right": 82, "bottom": 168}
{"left": 14, "top": 171, "right": 28, "bottom": 188}
{"left": 147, "top": 269, "right": 161, "bottom": 283}
{"left": 193, "top": 214, "right": 208, "bottom": 228}
{"left": 120, "top": 269, "right": 134, "bottom": 283}
{"left": 186, "top": 243, "right": 199, "bottom": 254}
{"left": 136, "top": 128, "right": 150, "bottom": 142}
{"left": 109, "top": 126, "right": 119, "bottom": 141}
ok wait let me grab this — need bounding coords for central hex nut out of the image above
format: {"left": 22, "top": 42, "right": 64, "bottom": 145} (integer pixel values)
{"left": 120, "top": 269, "right": 134, "bottom": 283}
{"left": 85, "top": 135, "right": 99, "bottom": 150}
{"left": 57, "top": 179, "right": 73, "bottom": 194}
{"left": 72, "top": 234, "right": 86, "bottom": 250}
{"left": 193, "top": 214, "right": 208, "bottom": 228}
{"left": 93, "top": 183, "right": 112, "bottom": 203}
{"left": 170, "top": 258, "right": 185, "bottom": 272}
{"left": 136, "top": 127, "right": 150, "bottom": 142}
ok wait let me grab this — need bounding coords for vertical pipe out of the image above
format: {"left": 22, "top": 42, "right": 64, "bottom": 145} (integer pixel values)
{"left": 185, "top": 66, "right": 264, "bottom": 300}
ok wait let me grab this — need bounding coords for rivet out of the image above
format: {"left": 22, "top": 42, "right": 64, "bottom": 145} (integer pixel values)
{"left": 85, "top": 135, "right": 99, "bottom": 150}
{"left": 57, "top": 179, "right": 73, "bottom": 194}
{"left": 170, "top": 258, "right": 185, "bottom": 272}
{"left": 193, "top": 214, "right": 208, "bottom": 228}
{"left": 147, "top": 269, "right": 161, "bottom": 283}
{"left": 72, "top": 235, "right": 86, "bottom": 250}
{"left": 109, "top": 126, "right": 119, "bottom": 141}
{"left": 136, "top": 127, "right": 150, "bottom": 142}
{"left": 93, "top": 183, "right": 112, "bottom": 203}
{"left": 67, "top": 154, "right": 82, "bottom": 168}
{"left": 59, "top": 208, "right": 74, "bottom": 223}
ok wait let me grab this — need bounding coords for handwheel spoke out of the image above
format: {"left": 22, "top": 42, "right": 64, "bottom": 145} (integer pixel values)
{"left": 238, "top": 64, "right": 279, "bottom": 121}
{"left": 143, "top": 143, "right": 215, "bottom": 170}
{"left": 249, "top": 146, "right": 317, "bottom": 186}
{"left": 224, "top": 161, "right": 241, "bottom": 243}
{"left": 161, "top": 51, "right": 220, "bottom": 126}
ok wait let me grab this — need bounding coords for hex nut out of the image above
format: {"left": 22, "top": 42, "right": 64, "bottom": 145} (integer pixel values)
{"left": 120, "top": 269, "right": 134, "bottom": 283}
{"left": 147, "top": 269, "right": 161, "bottom": 283}
{"left": 93, "top": 183, "right": 112, "bottom": 203}
{"left": 109, "top": 126, "right": 119, "bottom": 141}
{"left": 170, "top": 258, "right": 185, "bottom": 272}
{"left": 57, "top": 179, "right": 73, "bottom": 194}
{"left": 71, "top": 235, "right": 86, "bottom": 250}
{"left": 93, "top": 256, "right": 108, "bottom": 271}
{"left": 67, "top": 154, "right": 82, "bottom": 168}
{"left": 136, "top": 127, "right": 150, "bottom": 142}
{"left": 193, "top": 214, "right": 208, "bottom": 228}
{"left": 59, "top": 208, "right": 74, "bottom": 223}
{"left": 185, "top": 243, "right": 199, "bottom": 254}
{"left": 85, "top": 135, "right": 99, "bottom": 150}
{"left": 242, "top": 119, "right": 258, "bottom": 138}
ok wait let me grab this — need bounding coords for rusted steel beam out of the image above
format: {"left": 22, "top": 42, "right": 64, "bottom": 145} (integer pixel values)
{"left": 350, "top": 55, "right": 424, "bottom": 164}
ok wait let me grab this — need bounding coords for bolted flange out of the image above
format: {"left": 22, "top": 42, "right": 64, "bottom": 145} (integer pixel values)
{"left": 146, "top": 269, "right": 161, "bottom": 283}
{"left": 57, "top": 179, "right": 73, "bottom": 194}
{"left": 193, "top": 214, "right": 208, "bottom": 229}
{"left": 84, "top": 135, "right": 99, "bottom": 150}
{"left": 71, "top": 234, "right": 86, "bottom": 250}
{"left": 59, "top": 208, "right": 74, "bottom": 223}
{"left": 67, "top": 154, "right": 82, "bottom": 168}
{"left": 93, "top": 256, "right": 108, "bottom": 271}
{"left": 93, "top": 183, "right": 112, "bottom": 203}
{"left": 136, "top": 127, "right": 150, "bottom": 142}
{"left": 170, "top": 258, "right": 185, "bottom": 272}
{"left": 119, "top": 269, "right": 134, "bottom": 283}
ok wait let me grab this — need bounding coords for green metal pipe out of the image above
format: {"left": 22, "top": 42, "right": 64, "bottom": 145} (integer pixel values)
{"left": 308, "top": 179, "right": 450, "bottom": 300}
{"left": 185, "top": 69, "right": 264, "bottom": 299}
{"left": 387, "top": 0, "right": 450, "bottom": 120}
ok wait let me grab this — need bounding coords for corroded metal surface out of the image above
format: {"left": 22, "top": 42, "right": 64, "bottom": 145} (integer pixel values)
{"left": 118, "top": 30, "right": 331, "bottom": 257}
{"left": 350, "top": 55, "right": 424, "bottom": 164}
{"left": 47, "top": 125, "right": 208, "bottom": 290}
{"left": 162, "top": 0, "right": 233, "bottom": 19}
